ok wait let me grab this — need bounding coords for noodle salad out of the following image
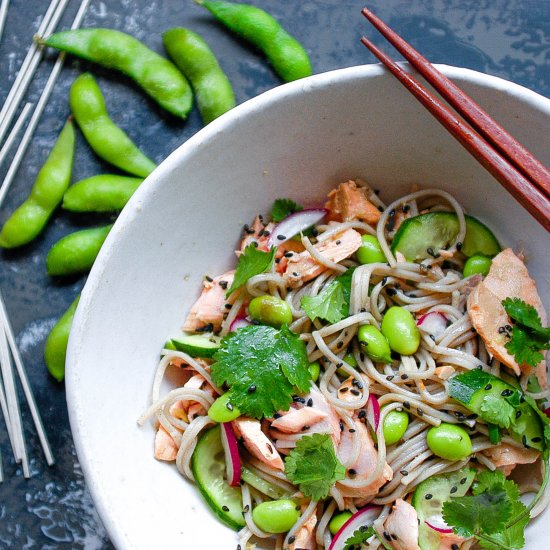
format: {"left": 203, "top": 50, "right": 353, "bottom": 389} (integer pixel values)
{"left": 139, "top": 180, "right": 550, "bottom": 550}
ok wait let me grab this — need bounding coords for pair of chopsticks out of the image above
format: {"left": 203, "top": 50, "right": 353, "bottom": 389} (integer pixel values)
{"left": 361, "top": 7, "right": 550, "bottom": 232}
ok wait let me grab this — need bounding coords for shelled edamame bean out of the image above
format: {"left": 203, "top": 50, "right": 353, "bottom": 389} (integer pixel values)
{"left": 427, "top": 423, "right": 472, "bottom": 460}
{"left": 463, "top": 255, "right": 492, "bottom": 277}
{"left": 356, "top": 235, "right": 386, "bottom": 264}
{"left": 357, "top": 324, "right": 392, "bottom": 363}
{"left": 208, "top": 392, "right": 241, "bottom": 422}
{"left": 46, "top": 224, "right": 113, "bottom": 276}
{"left": 329, "top": 511, "right": 353, "bottom": 535}
{"left": 62, "top": 174, "right": 143, "bottom": 212}
{"left": 382, "top": 408, "right": 409, "bottom": 445}
{"left": 42, "top": 29, "right": 193, "bottom": 118}
{"left": 248, "top": 295, "right": 292, "bottom": 327}
{"left": 44, "top": 295, "right": 80, "bottom": 381}
{"left": 251, "top": 499, "right": 300, "bottom": 534}
{"left": 0, "top": 120, "right": 75, "bottom": 249}
{"left": 70, "top": 73, "right": 156, "bottom": 178}
{"left": 197, "top": 0, "right": 312, "bottom": 82}
{"left": 163, "top": 28, "right": 235, "bottom": 124}
{"left": 380, "top": 306, "right": 420, "bottom": 356}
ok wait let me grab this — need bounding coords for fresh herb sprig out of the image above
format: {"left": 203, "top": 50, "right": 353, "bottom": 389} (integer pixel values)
{"left": 343, "top": 526, "right": 392, "bottom": 550}
{"left": 502, "top": 298, "right": 550, "bottom": 368}
{"left": 271, "top": 198, "right": 303, "bottom": 222}
{"left": 226, "top": 243, "right": 275, "bottom": 297}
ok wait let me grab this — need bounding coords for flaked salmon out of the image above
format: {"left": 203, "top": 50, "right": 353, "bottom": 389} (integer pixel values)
{"left": 383, "top": 499, "right": 420, "bottom": 550}
{"left": 154, "top": 425, "right": 178, "bottom": 461}
{"left": 233, "top": 417, "right": 284, "bottom": 470}
{"left": 289, "top": 509, "right": 317, "bottom": 550}
{"left": 325, "top": 180, "right": 381, "bottom": 225}
{"left": 467, "top": 249, "right": 547, "bottom": 386}
{"left": 481, "top": 442, "right": 539, "bottom": 476}
{"left": 182, "top": 270, "right": 235, "bottom": 332}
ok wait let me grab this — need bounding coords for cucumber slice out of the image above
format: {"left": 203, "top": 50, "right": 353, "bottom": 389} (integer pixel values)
{"left": 391, "top": 212, "right": 500, "bottom": 261}
{"left": 412, "top": 468, "right": 476, "bottom": 550}
{"left": 191, "top": 426, "right": 245, "bottom": 530}
{"left": 449, "top": 370, "right": 545, "bottom": 451}
{"left": 241, "top": 466, "right": 287, "bottom": 500}
{"left": 170, "top": 333, "right": 221, "bottom": 358}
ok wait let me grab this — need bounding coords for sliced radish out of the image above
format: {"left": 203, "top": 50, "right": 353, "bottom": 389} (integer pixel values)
{"left": 425, "top": 516, "right": 453, "bottom": 534}
{"left": 220, "top": 422, "right": 241, "bottom": 487}
{"left": 366, "top": 394, "right": 380, "bottom": 432}
{"left": 545, "top": 407, "right": 550, "bottom": 420}
{"left": 417, "top": 311, "right": 448, "bottom": 339}
{"left": 229, "top": 315, "right": 251, "bottom": 332}
{"left": 329, "top": 506, "right": 381, "bottom": 550}
{"left": 267, "top": 208, "right": 328, "bottom": 247}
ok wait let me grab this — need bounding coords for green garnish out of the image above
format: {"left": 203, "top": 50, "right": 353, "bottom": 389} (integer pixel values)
{"left": 300, "top": 267, "right": 355, "bottom": 324}
{"left": 479, "top": 394, "right": 515, "bottom": 429}
{"left": 270, "top": 198, "right": 303, "bottom": 222}
{"left": 211, "top": 325, "right": 310, "bottom": 418}
{"left": 443, "top": 470, "right": 528, "bottom": 549}
{"left": 502, "top": 298, "right": 550, "bottom": 368}
{"left": 225, "top": 243, "right": 276, "bottom": 297}
{"left": 284, "top": 433, "right": 345, "bottom": 500}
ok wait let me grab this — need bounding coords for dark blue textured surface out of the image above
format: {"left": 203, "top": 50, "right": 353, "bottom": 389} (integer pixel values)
{"left": 0, "top": 0, "right": 548, "bottom": 547}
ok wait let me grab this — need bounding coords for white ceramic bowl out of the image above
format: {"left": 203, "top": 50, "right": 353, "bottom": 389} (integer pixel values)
{"left": 67, "top": 64, "right": 550, "bottom": 549}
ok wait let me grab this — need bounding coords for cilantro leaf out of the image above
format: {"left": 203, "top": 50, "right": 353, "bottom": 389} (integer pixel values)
{"left": 301, "top": 280, "right": 347, "bottom": 324}
{"left": 226, "top": 244, "right": 275, "bottom": 297}
{"left": 300, "top": 267, "right": 356, "bottom": 324}
{"left": 505, "top": 326, "right": 545, "bottom": 368}
{"left": 503, "top": 298, "right": 550, "bottom": 338}
{"left": 211, "top": 325, "right": 310, "bottom": 418}
{"left": 284, "top": 433, "right": 345, "bottom": 500}
{"left": 442, "top": 485, "right": 512, "bottom": 537}
{"left": 271, "top": 198, "right": 303, "bottom": 222}
{"left": 343, "top": 526, "right": 376, "bottom": 549}
{"left": 480, "top": 394, "right": 515, "bottom": 429}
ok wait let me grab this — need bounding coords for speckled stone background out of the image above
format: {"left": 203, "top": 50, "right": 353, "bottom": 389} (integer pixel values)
{"left": 0, "top": 0, "right": 548, "bottom": 547}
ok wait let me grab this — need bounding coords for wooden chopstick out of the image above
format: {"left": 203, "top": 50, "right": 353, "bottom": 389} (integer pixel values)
{"left": 359, "top": 38, "right": 550, "bottom": 231}
{"left": 362, "top": 7, "right": 550, "bottom": 199}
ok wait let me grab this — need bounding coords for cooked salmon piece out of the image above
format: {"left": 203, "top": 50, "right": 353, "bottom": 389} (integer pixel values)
{"left": 467, "top": 249, "right": 548, "bottom": 386}
{"left": 154, "top": 425, "right": 178, "bottom": 461}
{"left": 439, "top": 532, "right": 467, "bottom": 550}
{"left": 325, "top": 180, "right": 381, "bottom": 225}
{"left": 289, "top": 509, "right": 317, "bottom": 550}
{"left": 275, "top": 239, "right": 306, "bottom": 273}
{"left": 481, "top": 443, "right": 539, "bottom": 476}
{"left": 283, "top": 228, "right": 362, "bottom": 288}
{"left": 303, "top": 386, "right": 342, "bottom": 447}
{"left": 383, "top": 499, "right": 420, "bottom": 550}
{"left": 232, "top": 417, "right": 284, "bottom": 470}
{"left": 239, "top": 215, "right": 275, "bottom": 253}
{"left": 336, "top": 418, "right": 393, "bottom": 498}
{"left": 182, "top": 270, "right": 235, "bottom": 332}
{"left": 271, "top": 407, "right": 328, "bottom": 433}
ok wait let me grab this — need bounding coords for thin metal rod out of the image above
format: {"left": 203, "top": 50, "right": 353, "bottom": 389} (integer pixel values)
{"left": 0, "top": 0, "right": 91, "bottom": 209}
{"left": 0, "top": 322, "right": 29, "bottom": 477}
{"left": 0, "top": 102, "right": 32, "bottom": 167}
{"left": 0, "top": 0, "right": 10, "bottom": 43}
{"left": 0, "top": 0, "right": 69, "bottom": 146}
{"left": 0, "top": 290, "right": 54, "bottom": 467}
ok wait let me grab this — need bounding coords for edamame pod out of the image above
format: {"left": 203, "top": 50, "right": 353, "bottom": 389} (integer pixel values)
{"left": 46, "top": 224, "right": 112, "bottom": 276}
{"left": 70, "top": 73, "right": 156, "bottom": 178}
{"left": 62, "top": 174, "right": 143, "bottom": 212}
{"left": 163, "top": 28, "right": 235, "bottom": 124}
{"left": 198, "top": 0, "right": 312, "bottom": 82}
{"left": 44, "top": 295, "right": 80, "bottom": 381}
{"left": 42, "top": 29, "right": 193, "bottom": 118}
{"left": 0, "top": 120, "right": 75, "bottom": 248}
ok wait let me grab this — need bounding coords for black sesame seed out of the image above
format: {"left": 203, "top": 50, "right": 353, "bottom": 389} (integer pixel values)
{"left": 401, "top": 374, "right": 409, "bottom": 380}
{"left": 219, "top": 280, "right": 228, "bottom": 289}
{"left": 359, "top": 352, "right": 365, "bottom": 361}
{"left": 263, "top": 231, "right": 270, "bottom": 237}
{"left": 516, "top": 410, "right": 522, "bottom": 419}
{"left": 292, "top": 271, "right": 299, "bottom": 277}
{"left": 307, "top": 398, "right": 313, "bottom": 407}
{"left": 498, "top": 326, "right": 507, "bottom": 334}
{"left": 337, "top": 341, "right": 344, "bottom": 349}
{"left": 302, "top": 425, "right": 310, "bottom": 431}
{"left": 243, "top": 505, "right": 250, "bottom": 513}
{"left": 381, "top": 277, "right": 388, "bottom": 285}
{"left": 340, "top": 387, "right": 349, "bottom": 393}
{"left": 417, "top": 408, "right": 424, "bottom": 417}
{"left": 452, "top": 545, "right": 459, "bottom": 550}
{"left": 293, "top": 396, "right": 306, "bottom": 403}
{"left": 349, "top": 468, "right": 357, "bottom": 475}
{"left": 277, "top": 234, "right": 286, "bottom": 240}
{"left": 484, "top": 383, "right": 493, "bottom": 391}
{"left": 532, "top": 437, "right": 543, "bottom": 443}
{"left": 350, "top": 389, "right": 361, "bottom": 396}
{"left": 402, "top": 204, "right": 411, "bottom": 213}
{"left": 501, "top": 389, "right": 513, "bottom": 397}
{"left": 295, "top": 505, "right": 301, "bottom": 511}
{"left": 429, "top": 334, "right": 436, "bottom": 341}
{"left": 222, "top": 505, "right": 229, "bottom": 511}
{"left": 450, "top": 486, "right": 458, "bottom": 494}
{"left": 400, "top": 470, "right": 408, "bottom": 476}
{"left": 466, "top": 413, "right": 478, "bottom": 420}
{"left": 522, "top": 435, "right": 528, "bottom": 447}
{"left": 383, "top": 532, "right": 392, "bottom": 542}
{"left": 335, "top": 239, "right": 342, "bottom": 245}
{"left": 284, "top": 251, "right": 294, "bottom": 258}
{"left": 460, "top": 477, "right": 467, "bottom": 484}
{"left": 224, "top": 303, "right": 232, "bottom": 309}
{"left": 237, "top": 545, "right": 242, "bottom": 550}
{"left": 425, "top": 493, "right": 433, "bottom": 500}
{"left": 196, "top": 323, "right": 214, "bottom": 333}
{"left": 378, "top": 206, "right": 384, "bottom": 212}
{"left": 386, "top": 287, "right": 397, "bottom": 296}
{"left": 273, "top": 413, "right": 282, "bottom": 419}
{"left": 520, "top": 395, "right": 525, "bottom": 403}
{"left": 349, "top": 428, "right": 356, "bottom": 433}
{"left": 266, "top": 443, "right": 273, "bottom": 453}
{"left": 358, "top": 410, "right": 367, "bottom": 419}
{"left": 205, "top": 275, "right": 213, "bottom": 282}
{"left": 340, "top": 420, "right": 344, "bottom": 432}
{"left": 391, "top": 533, "right": 398, "bottom": 540}
{"left": 386, "top": 375, "right": 395, "bottom": 381}
{"left": 456, "top": 242, "right": 463, "bottom": 251}
{"left": 352, "top": 379, "right": 363, "bottom": 388}
{"left": 288, "top": 535, "right": 296, "bottom": 544}
{"left": 226, "top": 402, "right": 234, "bottom": 411}
{"left": 403, "top": 402, "right": 411, "bottom": 410}
{"left": 248, "top": 385, "right": 257, "bottom": 393}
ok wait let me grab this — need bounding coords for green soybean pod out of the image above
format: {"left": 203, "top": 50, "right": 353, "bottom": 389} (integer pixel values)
{"left": 197, "top": 0, "right": 312, "bottom": 82}
{"left": 163, "top": 28, "right": 235, "bottom": 124}
{"left": 62, "top": 174, "right": 143, "bottom": 212}
{"left": 42, "top": 29, "right": 193, "bottom": 118}
{"left": 70, "top": 73, "right": 156, "bottom": 178}
{"left": 0, "top": 120, "right": 75, "bottom": 249}
{"left": 46, "top": 224, "right": 113, "bottom": 276}
{"left": 44, "top": 295, "right": 80, "bottom": 381}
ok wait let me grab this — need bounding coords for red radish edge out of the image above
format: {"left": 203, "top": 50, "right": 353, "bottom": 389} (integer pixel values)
{"left": 220, "top": 422, "right": 241, "bottom": 487}
{"left": 366, "top": 394, "right": 380, "bottom": 432}
{"left": 425, "top": 519, "right": 453, "bottom": 534}
{"left": 229, "top": 315, "right": 251, "bottom": 332}
{"left": 329, "top": 506, "right": 381, "bottom": 550}
{"left": 267, "top": 208, "right": 328, "bottom": 248}
{"left": 544, "top": 407, "right": 550, "bottom": 419}
{"left": 417, "top": 311, "right": 448, "bottom": 339}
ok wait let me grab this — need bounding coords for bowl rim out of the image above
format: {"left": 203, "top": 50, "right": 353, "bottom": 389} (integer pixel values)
{"left": 66, "top": 62, "right": 550, "bottom": 548}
